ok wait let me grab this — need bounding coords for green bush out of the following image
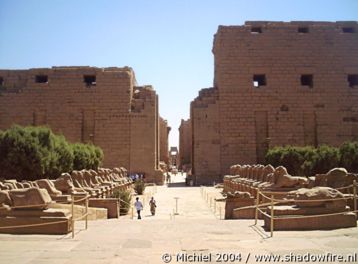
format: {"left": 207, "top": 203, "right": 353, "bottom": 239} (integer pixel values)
{"left": 0, "top": 125, "right": 50, "bottom": 181}
{"left": 340, "top": 141, "right": 358, "bottom": 172}
{"left": 0, "top": 125, "right": 103, "bottom": 181}
{"left": 279, "top": 146, "right": 306, "bottom": 175}
{"left": 311, "top": 145, "right": 340, "bottom": 174}
{"left": 94, "top": 146, "right": 104, "bottom": 168}
{"left": 266, "top": 146, "right": 316, "bottom": 175}
{"left": 134, "top": 180, "right": 145, "bottom": 195}
{"left": 72, "top": 143, "right": 103, "bottom": 170}
{"left": 265, "top": 146, "right": 284, "bottom": 168}
{"left": 111, "top": 189, "right": 132, "bottom": 215}
{"left": 265, "top": 142, "right": 357, "bottom": 175}
{"left": 300, "top": 146, "right": 317, "bottom": 175}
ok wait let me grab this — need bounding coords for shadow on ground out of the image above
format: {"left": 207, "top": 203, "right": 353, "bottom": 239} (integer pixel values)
{"left": 167, "top": 181, "right": 186, "bottom": 188}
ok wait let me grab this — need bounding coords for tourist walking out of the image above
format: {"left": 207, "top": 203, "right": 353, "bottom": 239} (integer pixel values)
{"left": 167, "top": 172, "right": 171, "bottom": 184}
{"left": 134, "top": 197, "right": 143, "bottom": 219}
{"left": 149, "top": 197, "right": 157, "bottom": 216}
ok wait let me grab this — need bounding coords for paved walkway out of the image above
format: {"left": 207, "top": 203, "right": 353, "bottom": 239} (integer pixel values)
{"left": 0, "top": 174, "right": 358, "bottom": 263}
{"left": 134, "top": 173, "right": 218, "bottom": 220}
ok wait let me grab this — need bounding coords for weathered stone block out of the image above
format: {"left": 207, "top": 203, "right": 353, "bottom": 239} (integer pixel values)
{"left": 89, "top": 198, "right": 119, "bottom": 218}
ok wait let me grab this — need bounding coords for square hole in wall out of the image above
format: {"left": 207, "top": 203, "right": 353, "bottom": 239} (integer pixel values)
{"left": 298, "top": 27, "right": 309, "bottom": 33}
{"left": 300, "top": 74, "right": 313, "bottom": 88}
{"left": 342, "top": 27, "right": 355, "bottom": 33}
{"left": 0, "top": 77, "right": 3, "bottom": 86}
{"left": 84, "top": 75, "right": 96, "bottom": 86}
{"left": 251, "top": 27, "right": 262, "bottom": 34}
{"left": 280, "top": 104, "right": 289, "bottom": 112}
{"left": 348, "top": 74, "right": 358, "bottom": 88}
{"left": 253, "top": 75, "right": 266, "bottom": 87}
{"left": 35, "top": 75, "right": 48, "bottom": 83}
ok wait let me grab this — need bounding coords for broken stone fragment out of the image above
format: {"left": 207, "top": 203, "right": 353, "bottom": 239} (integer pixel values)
{"left": 326, "top": 168, "right": 348, "bottom": 188}
{"left": 9, "top": 188, "right": 52, "bottom": 210}
{"left": 227, "top": 191, "right": 252, "bottom": 199}
{"left": 0, "top": 190, "right": 12, "bottom": 207}
{"left": 287, "top": 186, "right": 346, "bottom": 209}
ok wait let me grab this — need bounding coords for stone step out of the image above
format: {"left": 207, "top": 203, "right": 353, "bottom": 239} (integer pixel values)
{"left": 49, "top": 203, "right": 107, "bottom": 221}
{"left": 0, "top": 215, "right": 72, "bottom": 235}
{"left": 263, "top": 210, "right": 357, "bottom": 231}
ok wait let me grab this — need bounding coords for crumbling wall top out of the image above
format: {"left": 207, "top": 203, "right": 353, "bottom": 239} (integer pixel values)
{"left": 191, "top": 87, "right": 218, "bottom": 108}
{"left": 213, "top": 20, "right": 358, "bottom": 54}
{"left": 217, "top": 21, "right": 358, "bottom": 31}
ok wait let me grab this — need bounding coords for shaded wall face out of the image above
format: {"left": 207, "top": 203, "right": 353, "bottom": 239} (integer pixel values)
{"left": 191, "top": 88, "right": 221, "bottom": 185}
{"left": 155, "top": 95, "right": 160, "bottom": 170}
{"left": 0, "top": 68, "right": 133, "bottom": 169}
{"left": 178, "top": 119, "right": 192, "bottom": 169}
{"left": 129, "top": 87, "right": 162, "bottom": 183}
{"left": 214, "top": 22, "right": 358, "bottom": 175}
{"left": 159, "top": 118, "right": 169, "bottom": 164}
{"left": 0, "top": 68, "right": 162, "bottom": 182}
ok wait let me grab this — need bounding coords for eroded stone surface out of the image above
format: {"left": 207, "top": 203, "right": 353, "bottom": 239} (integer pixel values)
{"left": 9, "top": 188, "right": 52, "bottom": 210}
{"left": 287, "top": 187, "right": 346, "bottom": 209}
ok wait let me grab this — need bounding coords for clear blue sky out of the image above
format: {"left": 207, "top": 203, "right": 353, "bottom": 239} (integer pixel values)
{"left": 0, "top": 0, "right": 357, "bottom": 148}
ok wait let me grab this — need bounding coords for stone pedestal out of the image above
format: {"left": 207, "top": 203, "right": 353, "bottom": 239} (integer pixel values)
{"left": 0, "top": 215, "right": 72, "bottom": 235}
{"left": 89, "top": 198, "right": 119, "bottom": 218}
{"left": 232, "top": 203, "right": 256, "bottom": 219}
{"left": 263, "top": 205, "right": 357, "bottom": 231}
{"left": 225, "top": 197, "right": 255, "bottom": 219}
{"left": 50, "top": 203, "right": 107, "bottom": 220}
{"left": 0, "top": 208, "right": 70, "bottom": 217}
{"left": 51, "top": 195, "right": 71, "bottom": 203}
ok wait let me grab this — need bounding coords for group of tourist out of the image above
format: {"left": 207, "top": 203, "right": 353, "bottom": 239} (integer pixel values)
{"left": 129, "top": 173, "right": 145, "bottom": 182}
{"left": 134, "top": 196, "right": 157, "bottom": 219}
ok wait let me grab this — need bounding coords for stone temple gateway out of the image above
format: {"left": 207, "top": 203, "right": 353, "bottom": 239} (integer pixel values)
{"left": 0, "top": 19, "right": 357, "bottom": 257}
{"left": 0, "top": 66, "right": 166, "bottom": 184}
{"left": 191, "top": 21, "right": 358, "bottom": 185}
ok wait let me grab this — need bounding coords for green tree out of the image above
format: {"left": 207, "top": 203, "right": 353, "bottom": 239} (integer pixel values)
{"left": 0, "top": 125, "right": 103, "bottom": 180}
{"left": 340, "top": 141, "right": 358, "bottom": 172}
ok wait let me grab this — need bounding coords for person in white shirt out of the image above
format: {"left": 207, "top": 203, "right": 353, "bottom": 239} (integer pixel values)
{"left": 134, "top": 197, "right": 143, "bottom": 219}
